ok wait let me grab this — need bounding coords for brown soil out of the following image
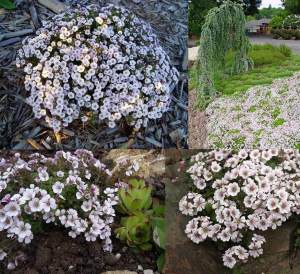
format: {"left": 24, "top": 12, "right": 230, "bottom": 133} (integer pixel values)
{"left": 1, "top": 229, "right": 157, "bottom": 274}
{"left": 188, "top": 89, "right": 207, "bottom": 149}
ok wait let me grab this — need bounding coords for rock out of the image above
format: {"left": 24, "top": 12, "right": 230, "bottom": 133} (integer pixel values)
{"left": 240, "top": 221, "right": 300, "bottom": 274}
{"left": 104, "top": 253, "right": 121, "bottom": 266}
{"left": 104, "top": 150, "right": 165, "bottom": 179}
{"left": 164, "top": 159, "right": 229, "bottom": 274}
{"left": 143, "top": 270, "right": 154, "bottom": 274}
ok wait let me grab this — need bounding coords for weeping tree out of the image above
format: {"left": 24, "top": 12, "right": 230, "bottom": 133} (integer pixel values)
{"left": 197, "top": 1, "right": 253, "bottom": 108}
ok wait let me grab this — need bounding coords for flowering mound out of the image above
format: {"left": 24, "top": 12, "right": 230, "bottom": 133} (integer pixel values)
{"left": 16, "top": 5, "right": 179, "bottom": 132}
{"left": 179, "top": 149, "right": 300, "bottom": 269}
{"left": 206, "top": 73, "right": 300, "bottom": 148}
{"left": 0, "top": 150, "right": 119, "bottom": 269}
{"left": 282, "top": 14, "right": 300, "bottom": 29}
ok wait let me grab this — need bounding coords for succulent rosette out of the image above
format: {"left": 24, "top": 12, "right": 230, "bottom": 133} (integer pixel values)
{"left": 16, "top": 4, "right": 179, "bottom": 132}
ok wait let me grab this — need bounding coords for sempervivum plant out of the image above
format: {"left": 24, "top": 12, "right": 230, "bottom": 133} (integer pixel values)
{"left": 179, "top": 149, "right": 300, "bottom": 269}
{"left": 0, "top": 150, "right": 119, "bottom": 270}
{"left": 16, "top": 4, "right": 179, "bottom": 132}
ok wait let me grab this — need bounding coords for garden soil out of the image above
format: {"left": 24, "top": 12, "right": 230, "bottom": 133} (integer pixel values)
{"left": 3, "top": 230, "right": 157, "bottom": 274}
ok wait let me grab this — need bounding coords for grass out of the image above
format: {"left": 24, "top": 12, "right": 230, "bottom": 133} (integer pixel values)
{"left": 189, "top": 44, "right": 300, "bottom": 96}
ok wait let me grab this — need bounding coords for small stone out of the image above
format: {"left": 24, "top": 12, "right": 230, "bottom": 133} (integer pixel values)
{"left": 137, "top": 265, "right": 143, "bottom": 271}
{"left": 104, "top": 253, "right": 121, "bottom": 266}
{"left": 101, "top": 270, "right": 137, "bottom": 274}
{"left": 143, "top": 270, "right": 154, "bottom": 274}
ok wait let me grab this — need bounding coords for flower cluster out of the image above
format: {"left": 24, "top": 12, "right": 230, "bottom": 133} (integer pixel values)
{"left": 179, "top": 149, "right": 300, "bottom": 268}
{"left": 282, "top": 14, "right": 300, "bottom": 29}
{"left": 16, "top": 4, "right": 179, "bottom": 132}
{"left": 206, "top": 73, "right": 300, "bottom": 148}
{"left": 0, "top": 150, "right": 119, "bottom": 269}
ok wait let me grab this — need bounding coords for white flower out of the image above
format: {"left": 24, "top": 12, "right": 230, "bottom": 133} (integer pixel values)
{"left": 211, "top": 161, "right": 221, "bottom": 173}
{"left": 41, "top": 196, "right": 57, "bottom": 212}
{"left": 38, "top": 169, "right": 49, "bottom": 181}
{"left": 266, "top": 197, "right": 278, "bottom": 211}
{"left": 227, "top": 182, "right": 240, "bottom": 196}
{"left": 223, "top": 254, "right": 236, "bottom": 269}
{"left": 28, "top": 198, "right": 42, "bottom": 212}
{"left": 4, "top": 202, "right": 20, "bottom": 217}
{"left": 81, "top": 200, "right": 92, "bottom": 212}
{"left": 56, "top": 171, "right": 64, "bottom": 177}
{"left": 52, "top": 181, "right": 64, "bottom": 194}
{"left": 0, "top": 250, "right": 7, "bottom": 261}
{"left": 15, "top": 222, "right": 32, "bottom": 240}
{"left": 7, "top": 262, "right": 16, "bottom": 270}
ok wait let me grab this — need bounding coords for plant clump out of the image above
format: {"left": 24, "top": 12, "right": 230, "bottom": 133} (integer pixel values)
{"left": 282, "top": 14, "right": 300, "bottom": 29}
{"left": 0, "top": 150, "right": 119, "bottom": 270}
{"left": 16, "top": 4, "right": 179, "bottom": 132}
{"left": 115, "top": 179, "right": 165, "bottom": 271}
{"left": 179, "top": 149, "right": 300, "bottom": 269}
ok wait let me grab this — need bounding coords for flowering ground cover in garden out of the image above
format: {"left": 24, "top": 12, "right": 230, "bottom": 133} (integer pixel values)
{"left": 0, "top": 150, "right": 165, "bottom": 273}
{"left": 189, "top": 43, "right": 300, "bottom": 148}
{"left": 165, "top": 149, "right": 300, "bottom": 274}
{"left": 206, "top": 73, "right": 300, "bottom": 148}
{"left": 0, "top": 0, "right": 188, "bottom": 149}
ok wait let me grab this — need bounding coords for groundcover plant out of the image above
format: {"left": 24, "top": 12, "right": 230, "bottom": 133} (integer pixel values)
{"left": 16, "top": 4, "right": 179, "bottom": 132}
{"left": 0, "top": 150, "right": 135, "bottom": 270}
{"left": 206, "top": 73, "right": 300, "bottom": 148}
{"left": 179, "top": 149, "right": 300, "bottom": 269}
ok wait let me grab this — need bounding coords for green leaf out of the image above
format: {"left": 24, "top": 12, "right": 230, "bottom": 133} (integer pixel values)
{"left": 157, "top": 252, "right": 165, "bottom": 272}
{"left": 0, "top": 0, "right": 15, "bottom": 10}
{"left": 139, "top": 242, "right": 152, "bottom": 251}
{"left": 153, "top": 205, "right": 165, "bottom": 217}
{"left": 152, "top": 217, "right": 166, "bottom": 249}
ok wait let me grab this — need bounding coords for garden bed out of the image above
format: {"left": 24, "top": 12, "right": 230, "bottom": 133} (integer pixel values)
{"left": 0, "top": 0, "right": 188, "bottom": 150}
{"left": 0, "top": 150, "right": 165, "bottom": 274}
{"left": 2, "top": 230, "right": 157, "bottom": 274}
{"left": 206, "top": 73, "right": 300, "bottom": 148}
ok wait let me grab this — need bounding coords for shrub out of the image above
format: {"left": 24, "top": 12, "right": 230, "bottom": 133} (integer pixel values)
{"left": 248, "top": 44, "right": 291, "bottom": 66}
{"left": 16, "top": 4, "right": 179, "bottom": 132}
{"left": 179, "top": 150, "right": 300, "bottom": 269}
{"left": 249, "top": 47, "right": 285, "bottom": 66}
{"left": 278, "top": 44, "right": 292, "bottom": 57}
{"left": 271, "top": 28, "right": 300, "bottom": 40}
{"left": 270, "top": 15, "right": 287, "bottom": 29}
{"left": 197, "top": 1, "right": 253, "bottom": 108}
{"left": 282, "top": 14, "right": 300, "bottom": 29}
{"left": 0, "top": 150, "right": 120, "bottom": 270}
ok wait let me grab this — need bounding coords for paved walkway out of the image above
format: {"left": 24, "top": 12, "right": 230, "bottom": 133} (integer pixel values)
{"left": 249, "top": 35, "right": 300, "bottom": 53}
{"left": 188, "top": 35, "right": 300, "bottom": 61}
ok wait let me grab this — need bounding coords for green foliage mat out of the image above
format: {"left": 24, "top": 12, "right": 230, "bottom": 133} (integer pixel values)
{"left": 190, "top": 44, "right": 300, "bottom": 97}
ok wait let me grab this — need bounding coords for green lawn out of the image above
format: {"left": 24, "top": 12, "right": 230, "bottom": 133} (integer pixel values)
{"left": 189, "top": 44, "right": 300, "bottom": 96}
